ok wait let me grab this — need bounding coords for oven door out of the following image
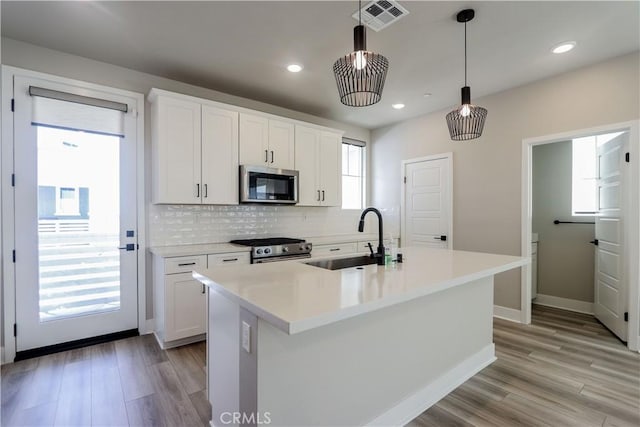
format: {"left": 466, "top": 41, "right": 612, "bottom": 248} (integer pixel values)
{"left": 240, "top": 165, "right": 299, "bottom": 204}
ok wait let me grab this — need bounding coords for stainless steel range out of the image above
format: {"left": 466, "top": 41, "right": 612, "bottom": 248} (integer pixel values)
{"left": 229, "top": 237, "right": 312, "bottom": 263}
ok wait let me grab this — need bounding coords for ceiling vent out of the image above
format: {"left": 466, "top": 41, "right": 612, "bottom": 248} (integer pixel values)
{"left": 352, "top": 0, "right": 409, "bottom": 32}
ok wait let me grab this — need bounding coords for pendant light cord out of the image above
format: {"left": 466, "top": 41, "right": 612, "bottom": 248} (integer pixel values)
{"left": 464, "top": 21, "right": 467, "bottom": 86}
{"left": 359, "top": 0, "right": 362, "bottom": 26}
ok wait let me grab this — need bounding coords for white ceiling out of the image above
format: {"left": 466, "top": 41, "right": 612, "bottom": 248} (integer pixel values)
{"left": 2, "top": 1, "right": 639, "bottom": 130}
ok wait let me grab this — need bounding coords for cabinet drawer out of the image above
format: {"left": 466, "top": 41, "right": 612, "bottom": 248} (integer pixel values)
{"left": 313, "top": 242, "right": 358, "bottom": 257}
{"left": 358, "top": 239, "right": 398, "bottom": 253}
{"left": 165, "top": 255, "right": 207, "bottom": 274}
{"left": 208, "top": 252, "right": 250, "bottom": 266}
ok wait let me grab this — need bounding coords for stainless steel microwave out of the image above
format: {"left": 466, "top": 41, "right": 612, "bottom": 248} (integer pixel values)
{"left": 240, "top": 165, "right": 299, "bottom": 204}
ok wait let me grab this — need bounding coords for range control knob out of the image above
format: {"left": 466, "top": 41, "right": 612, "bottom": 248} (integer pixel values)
{"left": 256, "top": 249, "right": 263, "bottom": 255}
{"left": 305, "top": 244, "right": 312, "bottom": 251}
{"left": 264, "top": 247, "right": 272, "bottom": 254}
{"left": 282, "top": 247, "right": 289, "bottom": 253}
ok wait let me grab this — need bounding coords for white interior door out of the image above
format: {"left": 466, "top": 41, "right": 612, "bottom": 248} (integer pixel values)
{"left": 594, "top": 131, "right": 628, "bottom": 342}
{"left": 13, "top": 76, "right": 139, "bottom": 353}
{"left": 402, "top": 155, "right": 452, "bottom": 248}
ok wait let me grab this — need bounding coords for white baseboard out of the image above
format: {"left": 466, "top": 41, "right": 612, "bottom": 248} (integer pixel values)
{"left": 533, "top": 293, "right": 594, "bottom": 314}
{"left": 493, "top": 305, "right": 523, "bottom": 323}
{"left": 368, "top": 344, "right": 496, "bottom": 426}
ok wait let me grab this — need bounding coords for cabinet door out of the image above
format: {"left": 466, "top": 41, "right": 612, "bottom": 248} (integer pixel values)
{"left": 294, "top": 125, "right": 320, "bottom": 206}
{"left": 153, "top": 96, "right": 202, "bottom": 203}
{"left": 239, "top": 113, "right": 269, "bottom": 166}
{"left": 165, "top": 273, "right": 206, "bottom": 341}
{"left": 319, "top": 132, "right": 342, "bottom": 206}
{"left": 202, "top": 106, "right": 239, "bottom": 204}
{"left": 268, "top": 120, "right": 295, "bottom": 169}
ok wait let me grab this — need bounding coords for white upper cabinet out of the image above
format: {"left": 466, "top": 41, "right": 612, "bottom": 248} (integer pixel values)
{"left": 318, "top": 131, "right": 341, "bottom": 206}
{"left": 295, "top": 126, "right": 320, "bottom": 206}
{"left": 240, "top": 113, "right": 295, "bottom": 170}
{"left": 295, "top": 125, "right": 342, "bottom": 206}
{"left": 202, "top": 105, "right": 239, "bottom": 205}
{"left": 268, "top": 119, "right": 295, "bottom": 169}
{"left": 151, "top": 89, "right": 343, "bottom": 207}
{"left": 150, "top": 90, "right": 238, "bottom": 205}
{"left": 239, "top": 113, "right": 269, "bottom": 166}
{"left": 151, "top": 95, "right": 202, "bottom": 204}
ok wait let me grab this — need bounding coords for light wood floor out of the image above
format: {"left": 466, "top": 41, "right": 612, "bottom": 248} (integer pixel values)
{"left": 2, "top": 306, "right": 638, "bottom": 426}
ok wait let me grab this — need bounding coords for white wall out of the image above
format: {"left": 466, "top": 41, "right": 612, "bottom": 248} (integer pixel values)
{"left": 532, "top": 141, "right": 595, "bottom": 303}
{"left": 371, "top": 52, "right": 639, "bottom": 309}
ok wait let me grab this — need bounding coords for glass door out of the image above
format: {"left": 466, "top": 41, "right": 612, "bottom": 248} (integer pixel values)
{"left": 13, "top": 76, "right": 138, "bottom": 353}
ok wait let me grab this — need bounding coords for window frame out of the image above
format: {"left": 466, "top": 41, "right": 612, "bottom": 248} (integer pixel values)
{"left": 341, "top": 138, "right": 366, "bottom": 210}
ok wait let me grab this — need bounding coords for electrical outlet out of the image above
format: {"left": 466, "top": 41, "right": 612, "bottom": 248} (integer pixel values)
{"left": 242, "top": 321, "right": 251, "bottom": 353}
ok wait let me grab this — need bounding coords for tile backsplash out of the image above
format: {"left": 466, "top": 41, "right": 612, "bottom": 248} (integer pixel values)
{"left": 148, "top": 204, "right": 400, "bottom": 247}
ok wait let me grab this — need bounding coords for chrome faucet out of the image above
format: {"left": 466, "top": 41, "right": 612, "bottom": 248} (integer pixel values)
{"left": 358, "top": 207, "right": 385, "bottom": 265}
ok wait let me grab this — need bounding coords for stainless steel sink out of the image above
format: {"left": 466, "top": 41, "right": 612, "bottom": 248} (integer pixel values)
{"left": 305, "top": 255, "right": 377, "bottom": 271}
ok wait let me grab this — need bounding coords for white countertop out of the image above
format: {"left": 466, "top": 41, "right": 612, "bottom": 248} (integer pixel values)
{"left": 194, "top": 247, "right": 527, "bottom": 335}
{"left": 149, "top": 243, "right": 250, "bottom": 257}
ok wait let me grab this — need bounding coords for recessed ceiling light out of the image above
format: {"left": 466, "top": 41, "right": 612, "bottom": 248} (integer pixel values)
{"left": 423, "top": 93, "right": 432, "bottom": 98}
{"left": 287, "top": 64, "right": 303, "bottom": 73}
{"left": 392, "top": 103, "right": 405, "bottom": 110}
{"left": 552, "top": 41, "right": 576, "bottom": 54}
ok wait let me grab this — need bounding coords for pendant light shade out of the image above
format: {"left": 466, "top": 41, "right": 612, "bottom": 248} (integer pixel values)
{"left": 333, "top": 3, "right": 389, "bottom": 107}
{"left": 446, "top": 9, "right": 487, "bottom": 141}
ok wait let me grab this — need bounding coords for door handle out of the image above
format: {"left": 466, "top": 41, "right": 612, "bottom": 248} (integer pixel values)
{"left": 321, "top": 190, "right": 325, "bottom": 201}
{"left": 204, "top": 184, "right": 208, "bottom": 198}
{"left": 118, "top": 244, "right": 136, "bottom": 251}
{"left": 433, "top": 235, "right": 447, "bottom": 241}
{"left": 196, "top": 183, "right": 200, "bottom": 198}
{"left": 317, "top": 190, "right": 321, "bottom": 201}
{"left": 590, "top": 239, "right": 599, "bottom": 246}
{"left": 265, "top": 149, "right": 269, "bottom": 163}
{"left": 270, "top": 151, "right": 274, "bottom": 163}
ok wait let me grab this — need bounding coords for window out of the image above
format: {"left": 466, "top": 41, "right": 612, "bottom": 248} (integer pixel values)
{"left": 571, "top": 131, "right": 624, "bottom": 215}
{"left": 342, "top": 139, "right": 366, "bottom": 209}
{"left": 57, "top": 186, "right": 80, "bottom": 215}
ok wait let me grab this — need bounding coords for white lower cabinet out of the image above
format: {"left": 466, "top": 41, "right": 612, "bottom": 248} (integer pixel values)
{"left": 153, "top": 252, "right": 249, "bottom": 349}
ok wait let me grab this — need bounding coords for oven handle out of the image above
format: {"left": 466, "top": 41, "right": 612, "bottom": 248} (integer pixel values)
{"left": 253, "top": 254, "right": 311, "bottom": 263}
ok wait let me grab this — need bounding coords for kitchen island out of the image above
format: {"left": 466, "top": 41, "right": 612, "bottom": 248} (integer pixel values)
{"left": 194, "top": 247, "right": 526, "bottom": 427}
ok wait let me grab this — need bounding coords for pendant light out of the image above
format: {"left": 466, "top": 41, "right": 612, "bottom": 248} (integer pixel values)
{"left": 333, "top": 0, "right": 389, "bottom": 107}
{"left": 446, "top": 9, "right": 488, "bottom": 141}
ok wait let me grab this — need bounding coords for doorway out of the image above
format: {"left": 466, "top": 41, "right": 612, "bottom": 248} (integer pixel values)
{"left": 2, "top": 69, "right": 145, "bottom": 361}
{"left": 522, "top": 122, "right": 639, "bottom": 351}
{"left": 401, "top": 153, "right": 453, "bottom": 249}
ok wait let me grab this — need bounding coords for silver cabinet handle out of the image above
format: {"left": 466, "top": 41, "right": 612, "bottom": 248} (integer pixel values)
{"left": 178, "top": 262, "right": 196, "bottom": 266}
{"left": 204, "top": 183, "right": 208, "bottom": 198}
{"left": 201, "top": 283, "right": 206, "bottom": 294}
{"left": 265, "top": 149, "right": 269, "bottom": 163}
{"left": 222, "top": 258, "right": 239, "bottom": 262}
{"left": 270, "top": 150, "right": 274, "bottom": 163}
{"left": 196, "top": 183, "right": 200, "bottom": 198}
{"left": 317, "top": 190, "right": 321, "bottom": 201}
{"left": 329, "top": 248, "right": 340, "bottom": 252}
{"left": 322, "top": 190, "right": 325, "bottom": 201}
